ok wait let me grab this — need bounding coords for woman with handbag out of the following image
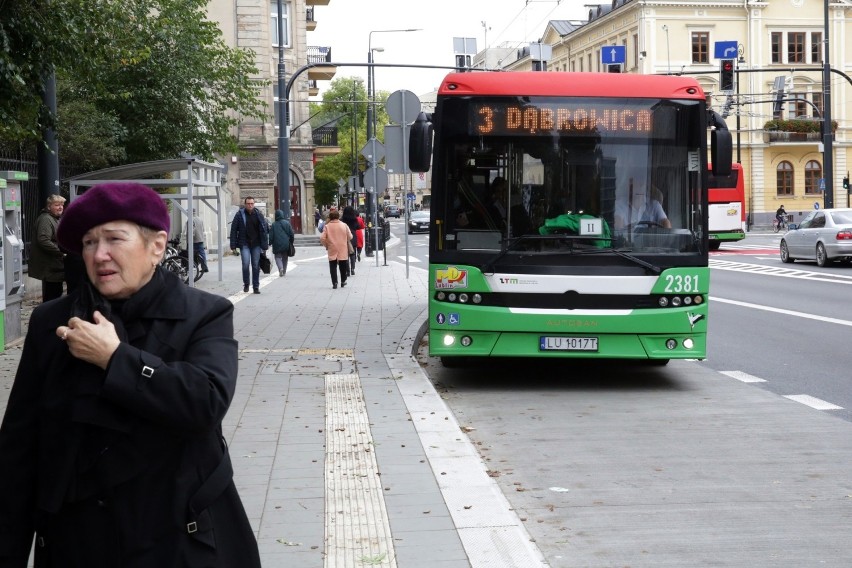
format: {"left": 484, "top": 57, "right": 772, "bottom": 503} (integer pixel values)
{"left": 319, "top": 209, "right": 352, "bottom": 289}
{"left": 270, "top": 209, "right": 295, "bottom": 277}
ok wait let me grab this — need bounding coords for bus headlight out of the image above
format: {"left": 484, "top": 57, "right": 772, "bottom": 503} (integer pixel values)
{"left": 460, "top": 336, "right": 473, "bottom": 347}
{"left": 683, "top": 338, "right": 694, "bottom": 349}
{"left": 665, "top": 339, "right": 678, "bottom": 350}
{"left": 459, "top": 293, "right": 469, "bottom": 303}
{"left": 472, "top": 293, "right": 483, "bottom": 304}
{"left": 443, "top": 335, "right": 455, "bottom": 346}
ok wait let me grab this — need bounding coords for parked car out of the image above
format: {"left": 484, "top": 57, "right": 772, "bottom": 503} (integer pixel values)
{"left": 384, "top": 204, "right": 401, "bottom": 218}
{"left": 779, "top": 208, "right": 852, "bottom": 266}
{"left": 407, "top": 210, "right": 431, "bottom": 234}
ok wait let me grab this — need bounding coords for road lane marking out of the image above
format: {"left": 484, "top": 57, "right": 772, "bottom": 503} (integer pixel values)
{"left": 720, "top": 371, "right": 767, "bottom": 383}
{"left": 711, "top": 259, "right": 852, "bottom": 283}
{"left": 711, "top": 297, "right": 852, "bottom": 328}
{"left": 784, "top": 394, "right": 843, "bottom": 411}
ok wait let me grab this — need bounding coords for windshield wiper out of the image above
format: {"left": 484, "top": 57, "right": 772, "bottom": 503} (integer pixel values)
{"left": 576, "top": 247, "right": 661, "bottom": 274}
{"left": 482, "top": 234, "right": 612, "bottom": 274}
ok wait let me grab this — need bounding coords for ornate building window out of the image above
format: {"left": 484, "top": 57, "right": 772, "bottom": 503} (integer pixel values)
{"left": 271, "top": 2, "right": 290, "bottom": 48}
{"left": 776, "top": 161, "right": 794, "bottom": 196}
{"left": 691, "top": 32, "right": 709, "bottom": 64}
{"left": 805, "top": 160, "right": 822, "bottom": 195}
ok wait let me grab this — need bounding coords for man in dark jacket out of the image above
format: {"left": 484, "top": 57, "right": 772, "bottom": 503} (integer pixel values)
{"left": 28, "top": 195, "right": 66, "bottom": 302}
{"left": 229, "top": 197, "right": 269, "bottom": 294}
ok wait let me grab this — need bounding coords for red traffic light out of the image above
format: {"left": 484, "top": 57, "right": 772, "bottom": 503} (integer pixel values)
{"left": 719, "top": 59, "right": 735, "bottom": 91}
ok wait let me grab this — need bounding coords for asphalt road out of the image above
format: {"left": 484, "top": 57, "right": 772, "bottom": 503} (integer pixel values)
{"left": 415, "top": 231, "right": 852, "bottom": 567}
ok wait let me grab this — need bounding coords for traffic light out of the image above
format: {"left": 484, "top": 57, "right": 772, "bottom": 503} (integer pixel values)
{"left": 719, "top": 59, "right": 735, "bottom": 91}
{"left": 771, "top": 76, "right": 786, "bottom": 119}
{"left": 844, "top": 174, "right": 850, "bottom": 191}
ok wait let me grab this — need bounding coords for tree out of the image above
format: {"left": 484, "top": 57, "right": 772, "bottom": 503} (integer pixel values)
{"left": 0, "top": 0, "right": 103, "bottom": 141}
{"left": 309, "top": 76, "right": 392, "bottom": 206}
{"left": 1, "top": 0, "right": 265, "bottom": 165}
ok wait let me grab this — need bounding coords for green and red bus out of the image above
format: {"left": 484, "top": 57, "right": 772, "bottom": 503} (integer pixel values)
{"left": 409, "top": 71, "right": 732, "bottom": 365}
{"left": 707, "top": 163, "right": 746, "bottom": 249}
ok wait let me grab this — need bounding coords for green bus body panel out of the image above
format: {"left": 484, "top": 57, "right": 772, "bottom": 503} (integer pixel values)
{"left": 428, "top": 265, "right": 709, "bottom": 360}
{"left": 709, "top": 230, "right": 745, "bottom": 243}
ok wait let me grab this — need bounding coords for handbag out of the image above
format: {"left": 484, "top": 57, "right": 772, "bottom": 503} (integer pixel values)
{"left": 347, "top": 240, "right": 355, "bottom": 255}
{"left": 287, "top": 240, "right": 296, "bottom": 257}
{"left": 259, "top": 252, "right": 271, "bottom": 274}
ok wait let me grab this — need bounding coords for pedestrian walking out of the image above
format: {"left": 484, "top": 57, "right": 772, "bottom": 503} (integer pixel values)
{"left": 356, "top": 214, "right": 365, "bottom": 261}
{"left": 229, "top": 197, "right": 269, "bottom": 294}
{"left": 0, "top": 182, "right": 260, "bottom": 567}
{"left": 28, "top": 194, "right": 66, "bottom": 302}
{"left": 186, "top": 208, "right": 209, "bottom": 273}
{"left": 340, "top": 206, "right": 360, "bottom": 275}
{"left": 319, "top": 209, "right": 352, "bottom": 289}
{"left": 270, "top": 209, "right": 295, "bottom": 277}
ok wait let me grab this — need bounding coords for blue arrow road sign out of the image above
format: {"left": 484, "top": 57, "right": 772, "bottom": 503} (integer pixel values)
{"left": 714, "top": 41, "right": 738, "bottom": 59}
{"left": 601, "top": 46, "right": 625, "bottom": 64}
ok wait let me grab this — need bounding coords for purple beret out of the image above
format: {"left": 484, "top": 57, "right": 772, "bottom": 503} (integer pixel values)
{"left": 57, "top": 182, "right": 170, "bottom": 254}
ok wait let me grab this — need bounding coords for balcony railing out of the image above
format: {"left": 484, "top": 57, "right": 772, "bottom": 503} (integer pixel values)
{"left": 306, "top": 46, "right": 332, "bottom": 65}
{"left": 312, "top": 126, "right": 338, "bottom": 147}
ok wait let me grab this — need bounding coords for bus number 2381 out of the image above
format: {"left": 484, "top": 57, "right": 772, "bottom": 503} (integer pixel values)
{"left": 664, "top": 274, "right": 700, "bottom": 293}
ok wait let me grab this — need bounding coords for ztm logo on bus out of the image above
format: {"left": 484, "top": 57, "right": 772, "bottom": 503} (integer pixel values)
{"left": 435, "top": 267, "right": 468, "bottom": 289}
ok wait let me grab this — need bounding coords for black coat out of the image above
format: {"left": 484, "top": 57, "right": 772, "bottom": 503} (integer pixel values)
{"left": 0, "top": 269, "right": 260, "bottom": 568}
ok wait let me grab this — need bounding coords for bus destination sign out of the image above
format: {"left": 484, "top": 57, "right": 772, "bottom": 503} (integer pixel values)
{"left": 471, "top": 102, "right": 653, "bottom": 137}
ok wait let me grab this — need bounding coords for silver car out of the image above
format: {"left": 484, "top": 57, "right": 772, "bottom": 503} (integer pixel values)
{"left": 780, "top": 208, "right": 852, "bottom": 266}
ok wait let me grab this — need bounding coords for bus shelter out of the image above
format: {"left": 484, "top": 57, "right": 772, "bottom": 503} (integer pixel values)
{"left": 65, "top": 158, "right": 225, "bottom": 286}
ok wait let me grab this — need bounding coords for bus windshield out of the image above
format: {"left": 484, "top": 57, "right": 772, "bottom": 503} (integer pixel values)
{"left": 433, "top": 96, "right": 705, "bottom": 261}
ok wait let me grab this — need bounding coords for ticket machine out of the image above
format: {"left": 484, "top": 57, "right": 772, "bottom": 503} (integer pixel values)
{"left": 0, "top": 171, "right": 27, "bottom": 350}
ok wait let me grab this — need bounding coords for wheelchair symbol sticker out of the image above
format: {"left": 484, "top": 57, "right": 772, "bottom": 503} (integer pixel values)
{"left": 448, "top": 313, "right": 460, "bottom": 325}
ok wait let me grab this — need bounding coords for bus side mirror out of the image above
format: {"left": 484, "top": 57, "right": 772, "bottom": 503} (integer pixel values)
{"left": 409, "top": 112, "right": 433, "bottom": 173}
{"left": 711, "top": 129, "right": 732, "bottom": 177}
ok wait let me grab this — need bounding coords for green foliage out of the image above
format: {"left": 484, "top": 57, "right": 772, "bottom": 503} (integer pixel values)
{"left": 314, "top": 152, "right": 351, "bottom": 206}
{"left": 307, "top": 76, "right": 397, "bottom": 207}
{"left": 763, "top": 118, "right": 837, "bottom": 133}
{"left": 1, "top": 0, "right": 265, "bottom": 166}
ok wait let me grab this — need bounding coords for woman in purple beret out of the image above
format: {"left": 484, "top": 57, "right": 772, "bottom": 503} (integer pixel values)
{"left": 0, "top": 183, "right": 260, "bottom": 567}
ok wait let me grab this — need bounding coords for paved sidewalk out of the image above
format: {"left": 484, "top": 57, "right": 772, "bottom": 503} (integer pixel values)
{"left": 0, "top": 234, "right": 546, "bottom": 567}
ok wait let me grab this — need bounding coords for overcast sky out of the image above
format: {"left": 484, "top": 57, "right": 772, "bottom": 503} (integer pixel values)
{"left": 307, "top": 0, "right": 588, "bottom": 100}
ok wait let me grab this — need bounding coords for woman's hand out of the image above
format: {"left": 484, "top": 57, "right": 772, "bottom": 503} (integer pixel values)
{"left": 56, "top": 310, "right": 121, "bottom": 369}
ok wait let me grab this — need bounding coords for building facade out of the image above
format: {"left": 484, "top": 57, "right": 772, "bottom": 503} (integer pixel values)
{"left": 206, "top": 0, "right": 335, "bottom": 233}
{"left": 478, "top": 0, "right": 851, "bottom": 226}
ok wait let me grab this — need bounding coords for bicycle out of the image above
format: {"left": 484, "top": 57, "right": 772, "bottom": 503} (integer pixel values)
{"left": 162, "top": 238, "right": 204, "bottom": 283}
{"left": 773, "top": 216, "right": 789, "bottom": 233}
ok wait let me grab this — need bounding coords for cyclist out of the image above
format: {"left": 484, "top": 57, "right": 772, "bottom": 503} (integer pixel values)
{"left": 775, "top": 205, "right": 787, "bottom": 231}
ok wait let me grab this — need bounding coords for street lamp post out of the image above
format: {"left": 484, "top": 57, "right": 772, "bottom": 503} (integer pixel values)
{"left": 822, "top": 0, "right": 834, "bottom": 208}
{"left": 276, "top": 0, "right": 290, "bottom": 218}
{"left": 366, "top": 28, "right": 421, "bottom": 259}
{"left": 366, "top": 29, "right": 421, "bottom": 139}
